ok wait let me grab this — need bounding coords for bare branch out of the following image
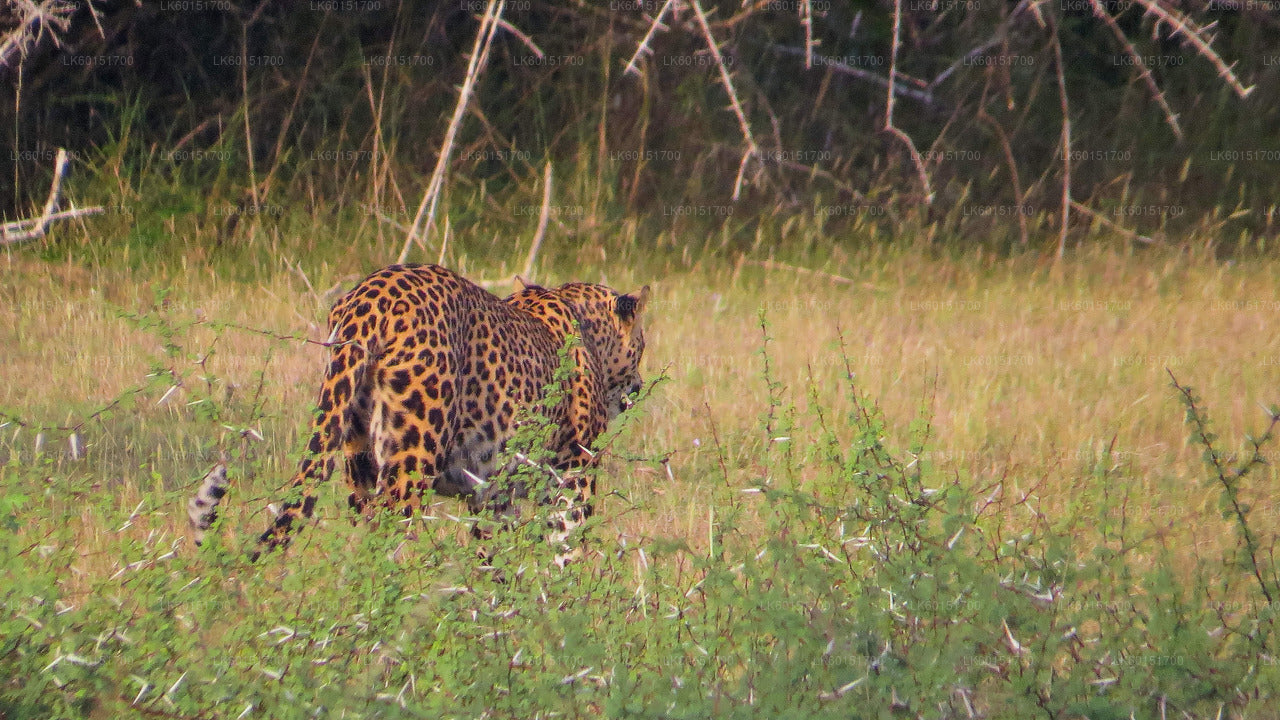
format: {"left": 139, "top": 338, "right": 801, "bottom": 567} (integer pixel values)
{"left": 690, "top": 0, "right": 760, "bottom": 201}
{"left": 770, "top": 46, "right": 937, "bottom": 106}
{"left": 373, "top": 211, "right": 412, "bottom": 235}
{"left": 0, "top": 0, "right": 75, "bottom": 72}
{"left": 622, "top": 0, "right": 678, "bottom": 77}
{"left": 1130, "top": 0, "right": 1253, "bottom": 98}
{"left": 494, "top": 17, "right": 544, "bottom": 59}
{"left": 929, "top": 39, "right": 1001, "bottom": 91}
{"left": 800, "top": 0, "right": 814, "bottom": 69}
{"left": 978, "top": 104, "right": 1029, "bottom": 246}
{"left": 399, "top": 0, "right": 506, "bottom": 264}
{"left": 886, "top": 0, "right": 933, "bottom": 204}
{"left": 521, "top": 162, "right": 553, "bottom": 281}
{"left": 1, "top": 149, "right": 103, "bottom": 245}
{"left": 1088, "top": 0, "right": 1183, "bottom": 141}
{"left": 743, "top": 259, "right": 877, "bottom": 288}
{"left": 438, "top": 215, "right": 452, "bottom": 266}
{"left": 928, "top": 0, "right": 1035, "bottom": 91}
{"left": 1049, "top": 20, "right": 1072, "bottom": 260}
{"left": 1069, "top": 200, "right": 1156, "bottom": 244}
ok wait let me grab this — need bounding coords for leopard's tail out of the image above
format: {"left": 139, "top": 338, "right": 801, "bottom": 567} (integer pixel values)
{"left": 187, "top": 461, "right": 229, "bottom": 545}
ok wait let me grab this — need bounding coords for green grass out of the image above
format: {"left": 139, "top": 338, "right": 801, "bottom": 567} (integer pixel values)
{"left": 4, "top": 168, "right": 1280, "bottom": 717}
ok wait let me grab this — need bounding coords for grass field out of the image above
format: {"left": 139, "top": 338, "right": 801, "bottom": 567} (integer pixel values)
{"left": 4, "top": 217, "right": 1280, "bottom": 717}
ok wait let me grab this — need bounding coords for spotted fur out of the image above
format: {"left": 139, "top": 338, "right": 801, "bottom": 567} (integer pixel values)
{"left": 189, "top": 264, "right": 649, "bottom": 561}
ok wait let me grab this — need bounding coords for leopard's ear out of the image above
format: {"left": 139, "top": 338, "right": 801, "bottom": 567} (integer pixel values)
{"left": 615, "top": 286, "right": 650, "bottom": 322}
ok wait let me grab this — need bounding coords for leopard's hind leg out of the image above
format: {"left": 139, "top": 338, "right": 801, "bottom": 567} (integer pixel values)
{"left": 367, "top": 348, "right": 456, "bottom": 517}
{"left": 256, "top": 339, "right": 372, "bottom": 557}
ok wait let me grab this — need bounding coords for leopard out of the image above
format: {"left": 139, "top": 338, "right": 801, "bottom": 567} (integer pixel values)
{"left": 188, "top": 263, "right": 650, "bottom": 563}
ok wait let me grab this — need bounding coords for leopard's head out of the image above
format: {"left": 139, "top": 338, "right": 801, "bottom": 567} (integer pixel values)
{"left": 552, "top": 282, "right": 651, "bottom": 420}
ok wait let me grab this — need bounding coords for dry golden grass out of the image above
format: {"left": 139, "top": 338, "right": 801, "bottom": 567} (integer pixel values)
{"left": 4, "top": 242, "right": 1279, "bottom": 581}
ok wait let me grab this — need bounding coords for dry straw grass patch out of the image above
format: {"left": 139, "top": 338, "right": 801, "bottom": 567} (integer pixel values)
{"left": 3, "top": 244, "right": 1280, "bottom": 579}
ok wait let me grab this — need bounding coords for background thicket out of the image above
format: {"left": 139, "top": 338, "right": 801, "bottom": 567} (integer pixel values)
{"left": 5, "top": 0, "right": 1280, "bottom": 253}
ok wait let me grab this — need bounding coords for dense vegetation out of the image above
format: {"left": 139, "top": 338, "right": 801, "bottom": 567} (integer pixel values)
{"left": 4, "top": 283, "right": 1280, "bottom": 716}
{"left": 5, "top": 1, "right": 1280, "bottom": 717}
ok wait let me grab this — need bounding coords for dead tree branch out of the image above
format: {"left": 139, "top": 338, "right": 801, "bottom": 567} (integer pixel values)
{"left": 398, "top": 0, "right": 505, "bottom": 264}
{"left": 1049, "top": 19, "right": 1072, "bottom": 260}
{"left": 520, "top": 162, "right": 553, "bottom": 281}
{"left": 770, "top": 45, "right": 938, "bottom": 106}
{"left": 0, "top": 0, "right": 75, "bottom": 72}
{"left": 1088, "top": 0, "right": 1183, "bottom": 141}
{"left": 690, "top": 0, "right": 760, "bottom": 202}
{"left": 1131, "top": 0, "right": 1253, "bottom": 99}
{"left": 1, "top": 149, "right": 103, "bottom": 245}
{"left": 886, "top": 0, "right": 933, "bottom": 205}
{"left": 622, "top": 0, "right": 678, "bottom": 77}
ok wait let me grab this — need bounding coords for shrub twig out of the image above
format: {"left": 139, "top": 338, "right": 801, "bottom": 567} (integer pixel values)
{"left": 239, "top": 29, "right": 260, "bottom": 227}
{"left": 1070, "top": 200, "right": 1155, "bottom": 245}
{"left": 769, "top": 46, "right": 936, "bottom": 106}
{"left": 743, "top": 259, "right": 864, "bottom": 287}
{"left": 1168, "top": 369, "right": 1277, "bottom": 607}
{"left": 977, "top": 101, "right": 1029, "bottom": 246}
{"left": 799, "top": 0, "right": 814, "bottom": 70}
